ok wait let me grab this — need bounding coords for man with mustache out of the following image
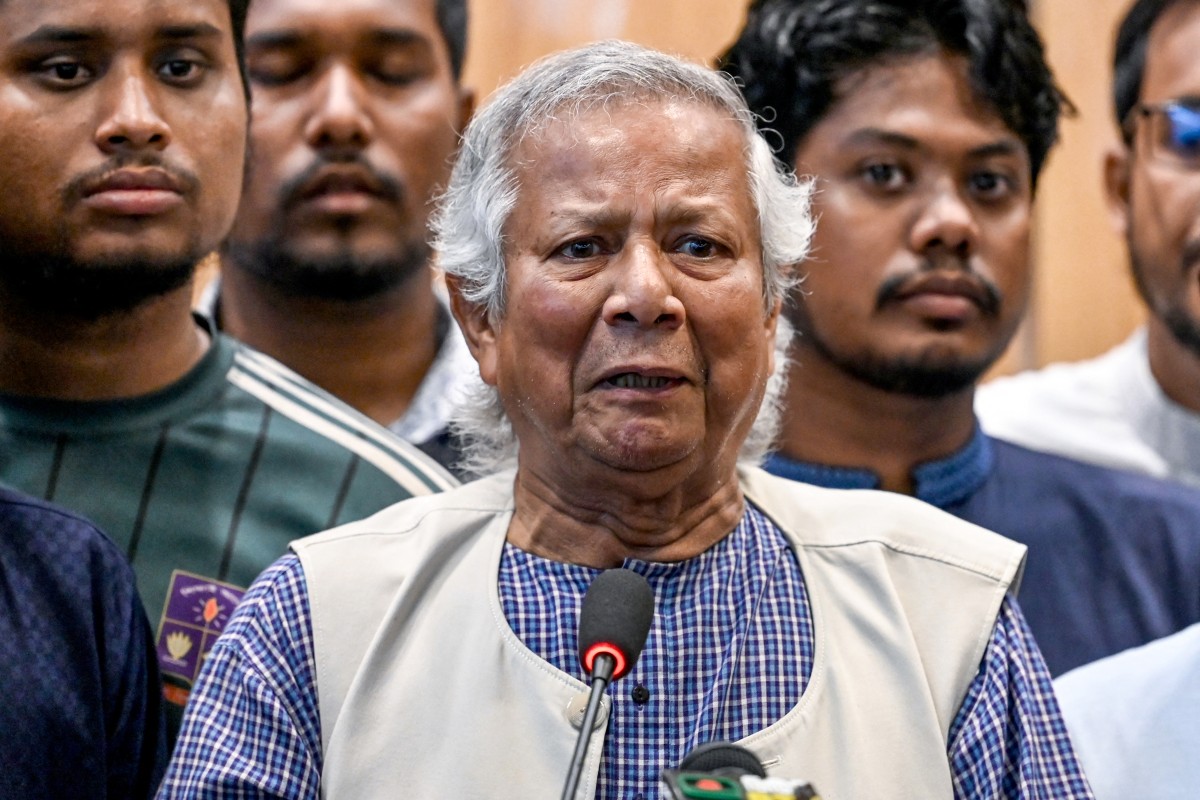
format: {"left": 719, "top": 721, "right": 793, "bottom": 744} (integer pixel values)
{"left": 978, "top": 0, "right": 1200, "bottom": 491}
{"left": 0, "top": 0, "right": 456, "bottom": 739}
{"left": 206, "top": 0, "right": 475, "bottom": 474}
{"left": 722, "top": 0, "right": 1200, "bottom": 675}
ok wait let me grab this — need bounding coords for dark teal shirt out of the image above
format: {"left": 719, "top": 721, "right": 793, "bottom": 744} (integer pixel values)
{"left": 0, "top": 322, "right": 456, "bottom": 725}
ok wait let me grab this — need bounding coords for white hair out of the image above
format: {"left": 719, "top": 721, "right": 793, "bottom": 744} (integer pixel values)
{"left": 433, "top": 40, "right": 812, "bottom": 476}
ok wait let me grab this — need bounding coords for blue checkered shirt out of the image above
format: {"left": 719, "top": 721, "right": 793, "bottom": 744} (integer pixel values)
{"left": 160, "top": 504, "right": 1093, "bottom": 799}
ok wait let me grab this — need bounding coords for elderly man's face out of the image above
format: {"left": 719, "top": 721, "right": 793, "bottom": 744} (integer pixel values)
{"left": 789, "top": 54, "right": 1032, "bottom": 396}
{"left": 469, "top": 100, "right": 778, "bottom": 481}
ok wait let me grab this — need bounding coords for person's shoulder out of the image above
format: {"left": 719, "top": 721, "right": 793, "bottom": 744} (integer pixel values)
{"left": 0, "top": 486, "right": 128, "bottom": 565}
{"left": 219, "top": 338, "right": 458, "bottom": 494}
{"left": 0, "top": 488, "right": 143, "bottom": 626}
{"left": 991, "top": 437, "right": 1200, "bottom": 516}
{"left": 740, "top": 466, "right": 1025, "bottom": 583}
{"left": 984, "top": 333, "right": 1137, "bottom": 396}
{"left": 1055, "top": 624, "right": 1200, "bottom": 799}
{"left": 978, "top": 336, "right": 1134, "bottom": 419}
{"left": 976, "top": 334, "right": 1156, "bottom": 471}
{"left": 1057, "top": 622, "right": 1200, "bottom": 705}
{"left": 293, "top": 472, "right": 515, "bottom": 553}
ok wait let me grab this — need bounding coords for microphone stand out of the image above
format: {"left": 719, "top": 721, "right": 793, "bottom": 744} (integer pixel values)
{"left": 561, "top": 654, "right": 616, "bottom": 800}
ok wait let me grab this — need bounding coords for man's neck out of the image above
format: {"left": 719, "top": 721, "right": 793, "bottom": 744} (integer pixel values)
{"left": 775, "top": 347, "right": 978, "bottom": 495}
{"left": 1145, "top": 316, "right": 1200, "bottom": 414}
{"left": 0, "top": 285, "right": 208, "bottom": 401}
{"left": 219, "top": 264, "right": 442, "bottom": 427}
{"left": 506, "top": 457, "right": 746, "bottom": 568}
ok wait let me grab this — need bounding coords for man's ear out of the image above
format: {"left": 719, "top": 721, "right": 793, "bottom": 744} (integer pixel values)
{"left": 455, "top": 86, "right": 476, "bottom": 135}
{"left": 764, "top": 297, "right": 782, "bottom": 375}
{"left": 1103, "top": 145, "right": 1133, "bottom": 239}
{"left": 446, "top": 274, "right": 499, "bottom": 387}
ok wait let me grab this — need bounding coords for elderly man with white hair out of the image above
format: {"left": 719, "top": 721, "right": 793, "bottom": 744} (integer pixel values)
{"left": 160, "top": 40, "right": 1091, "bottom": 800}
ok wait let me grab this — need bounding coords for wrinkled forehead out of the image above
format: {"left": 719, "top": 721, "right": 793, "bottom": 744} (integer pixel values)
{"left": 518, "top": 89, "right": 745, "bottom": 148}
{"left": 505, "top": 96, "right": 755, "bottom": 195}
{"left": 505, "top": 99, "right": 757, "bottom": 218}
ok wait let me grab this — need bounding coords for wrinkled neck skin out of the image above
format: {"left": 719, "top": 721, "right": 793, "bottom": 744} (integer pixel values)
{"left": 506, "top": 460, "right": 746, "bottom": 568}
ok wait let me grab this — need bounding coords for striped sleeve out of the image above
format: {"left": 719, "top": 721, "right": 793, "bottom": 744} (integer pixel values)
{"left": 229, "top": 347, "right": 457, "bottom": 495}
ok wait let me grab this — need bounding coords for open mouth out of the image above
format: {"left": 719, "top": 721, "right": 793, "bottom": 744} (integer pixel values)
{"left": 604, "top": 373, "right": 683, "bottom": 389}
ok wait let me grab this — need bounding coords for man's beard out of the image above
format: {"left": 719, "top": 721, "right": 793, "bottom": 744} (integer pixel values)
{"left": 225, "top": 233, "right": 431, "bottom": 302}
{"left": 0, "top": 237, "right": 198, "bottom": 322}
{"left": 227, "top": 153, "right": 429, "bottom": 302}
{"left": 787, "top": 300, "right": 999, "bottom": 399}
{"left": 802, "top": 324, "right": 991, "bottom": 396}
{"left": 1130, "top": 236, "right": 1200, "bottom": 358}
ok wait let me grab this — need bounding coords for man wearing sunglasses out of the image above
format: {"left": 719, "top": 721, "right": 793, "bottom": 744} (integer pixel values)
{"left": 979, "top": 0, "right": 1200, "bottom": 490}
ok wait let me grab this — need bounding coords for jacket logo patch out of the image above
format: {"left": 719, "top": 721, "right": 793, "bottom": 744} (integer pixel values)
{"left": 155, "top": 570, "right": 246, "bottom": 705}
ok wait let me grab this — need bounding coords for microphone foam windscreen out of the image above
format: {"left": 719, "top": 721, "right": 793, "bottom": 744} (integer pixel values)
{"left": 577, "top": 569, "right": 654, "bottom": 678}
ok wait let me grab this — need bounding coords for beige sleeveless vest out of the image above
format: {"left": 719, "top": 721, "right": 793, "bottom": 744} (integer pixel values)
{"left": 293, "top": 467, "right": 1025, "bottom": 800}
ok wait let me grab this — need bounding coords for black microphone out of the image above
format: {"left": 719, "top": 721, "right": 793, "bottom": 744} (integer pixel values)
{"left": 561, "top": 569, "right": 654, "bottom": 800}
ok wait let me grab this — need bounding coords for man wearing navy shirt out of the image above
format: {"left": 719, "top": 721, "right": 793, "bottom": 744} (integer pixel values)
{"left": 0, "top": 488, "right": 166, "bottom": 799}
{"left": 721, "top": 0, "right": 1200, "bottom": 675}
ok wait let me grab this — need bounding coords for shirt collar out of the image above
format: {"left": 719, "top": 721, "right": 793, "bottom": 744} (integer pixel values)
{"left": 762, "top": 424, "right": 993, "bottom": 509}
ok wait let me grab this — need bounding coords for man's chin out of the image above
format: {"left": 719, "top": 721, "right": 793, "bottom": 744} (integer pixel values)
{"left": 1161, "top": 305, "right": 1200, "bottom": 361}
{"left": 820, "top": 344, "right": 991, "bottom": 398}
{"left": 582, "top": 432, "right": 701, "bottom": 478}
{"left": 0, "top": 253, "right": 197, "bottom": 321}
{"left": 225, "top": 238, "right": 430, "bottom": 302}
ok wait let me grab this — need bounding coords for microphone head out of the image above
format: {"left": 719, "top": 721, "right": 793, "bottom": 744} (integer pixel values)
{"left": 577, "top": 568, "right": 654, "bottom": 681}
{"left": 677, "top": 741, "right": 768, "bottom": 778}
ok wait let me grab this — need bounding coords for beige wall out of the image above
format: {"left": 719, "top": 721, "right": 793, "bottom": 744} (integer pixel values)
{"left": 463, "top": 0, "right": 748, "bottom": 95}
{"left": 1025, "top": 0, "right": 1143, "bottom": 368}
{"left": 461, "top": 0, "right": 1144, "bottom": 373}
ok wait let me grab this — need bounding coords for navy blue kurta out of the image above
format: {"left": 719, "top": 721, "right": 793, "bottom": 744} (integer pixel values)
{"left": 766, "top": 427, "right": 1200, "bottom": 675}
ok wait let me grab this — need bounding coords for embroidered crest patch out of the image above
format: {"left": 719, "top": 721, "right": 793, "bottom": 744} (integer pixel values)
{"left": 155, "top": 570, "right": 246, "bottom": 705}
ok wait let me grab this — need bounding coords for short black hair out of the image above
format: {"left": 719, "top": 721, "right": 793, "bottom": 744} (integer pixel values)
{"left": 1114, "top": 0, "right": 1198, "bottom": 141}
{"left": 436, "top": 0, "right": 469, "bottom": 81}
{"left": 719, "top": 0, "right": 1069, "bottom": 186}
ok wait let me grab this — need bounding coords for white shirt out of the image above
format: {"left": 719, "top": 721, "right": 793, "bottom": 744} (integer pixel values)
{"left": 384, "top": 301, "right": 475, "bottom": 446}
{"left": 1055, "top": 623, "right": 1200, "bottom": 800}
{"left": 976, "top": 327, "right": 1200, "bottom": 488}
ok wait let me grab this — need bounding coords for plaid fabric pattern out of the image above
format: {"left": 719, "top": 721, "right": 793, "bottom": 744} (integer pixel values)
{"left": 159, "top": 506, "right": 1093, "bottom": 800}
{"left": 949, "top": 600, "right": 1094, "bottom": 799}
{"left": 499, "top": 504, "right": 811, "bottom": 798}
{"left": 160, "top": 558, "right": 322, "bottom": 799}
